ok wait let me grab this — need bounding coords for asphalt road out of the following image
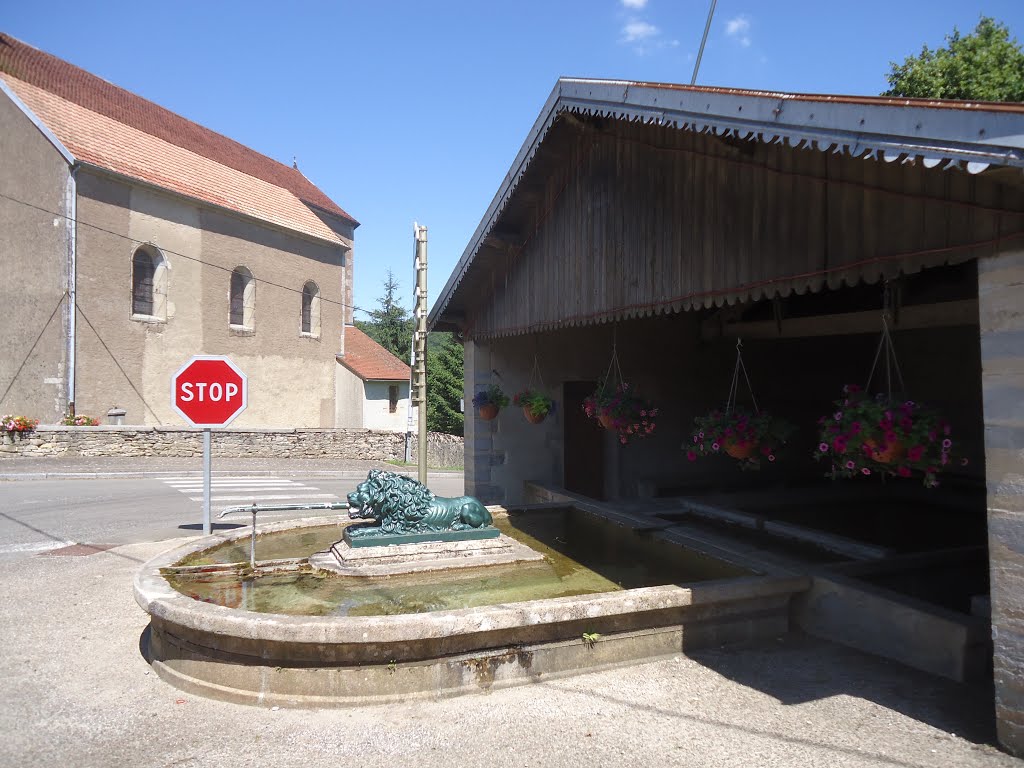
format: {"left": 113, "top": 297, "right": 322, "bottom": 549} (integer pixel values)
{"left": 0, "top": 472, "right": 465, "bottom": 561}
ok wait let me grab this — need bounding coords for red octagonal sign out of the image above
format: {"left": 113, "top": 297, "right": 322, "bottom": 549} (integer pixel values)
{"left": 171, "top": 356, "right": 248, "bottom": 427}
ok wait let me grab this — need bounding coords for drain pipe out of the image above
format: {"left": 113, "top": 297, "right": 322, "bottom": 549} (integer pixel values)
{"left": 218, "top": 501, "right": 350, "bottom": 569}
{"left": 66, "top": 164, "right": 79, "bottom": 417}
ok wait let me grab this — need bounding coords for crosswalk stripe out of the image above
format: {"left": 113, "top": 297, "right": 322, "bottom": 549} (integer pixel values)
{"left": 170, "top": 485, "right": 310, "bottom": 492}
{"left": 186, "top": 493, "right": 338, "bottom": 502}
{"left": 165, "top": 481, "right": 309, "bottom": 487}
{"left": 159, "top": 476, "right": 309, "bottom": 482}
{"left": 0, "top": 541, "right": 74, "bottom": 555}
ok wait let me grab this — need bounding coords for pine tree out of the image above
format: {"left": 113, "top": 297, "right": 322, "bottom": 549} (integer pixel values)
{"left": 426, "top": 332, "right": 464, "bottom": 436}
{"left": 357, "top": 270, "right": 413, "bottom": 361}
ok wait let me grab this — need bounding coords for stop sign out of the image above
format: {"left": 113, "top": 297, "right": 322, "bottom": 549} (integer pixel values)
{"left": 171, "top": 356, "right": 248, "bottom": 427}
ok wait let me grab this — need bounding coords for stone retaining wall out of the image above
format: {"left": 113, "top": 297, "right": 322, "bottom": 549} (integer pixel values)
{"left": 0, "top": 427, "right": 464, "bottom": 468}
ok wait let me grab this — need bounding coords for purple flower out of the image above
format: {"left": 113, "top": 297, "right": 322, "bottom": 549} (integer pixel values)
{"left": 818, "top": 442, "right": 829, "bottom": 453}
{"left": 711, "top": 442, "right": 720, "bottom": 452}
{"left": 834, "top": 412, "right": 842, "bottom": 421}
{"left": 845, "top": 460, "right": 855, "bottom": 470}
{"left": 942, "top": 438, "right": 952, "bottom": 449}
{"left": 861, "top": 467, "right": 871, "bottom": 475}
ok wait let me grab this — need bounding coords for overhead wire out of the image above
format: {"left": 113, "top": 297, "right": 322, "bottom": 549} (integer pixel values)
{"left": 0, "top": 190, "right": 381, "bottom": 317}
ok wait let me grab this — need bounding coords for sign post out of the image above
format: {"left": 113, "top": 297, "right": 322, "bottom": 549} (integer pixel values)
{"left": 171, "top": 356, "right": 248, "bottom": 534}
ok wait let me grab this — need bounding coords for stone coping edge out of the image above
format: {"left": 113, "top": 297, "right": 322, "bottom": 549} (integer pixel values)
{"left": 134, "top": 513, "right": 810, "bottom": 647}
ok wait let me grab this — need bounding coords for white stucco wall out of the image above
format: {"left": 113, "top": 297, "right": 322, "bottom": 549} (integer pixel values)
{"left": 362, "top": 379, "right": 412, "bottom": 432}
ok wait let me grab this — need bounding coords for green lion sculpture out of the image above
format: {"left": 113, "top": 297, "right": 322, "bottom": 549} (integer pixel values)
{"left": 345, "top": 469, "right": 493, "bottom": 539}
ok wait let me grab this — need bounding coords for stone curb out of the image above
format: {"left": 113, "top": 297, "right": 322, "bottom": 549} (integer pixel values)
{"left": 0, "top": 469, "right": 464, "bottom": 481}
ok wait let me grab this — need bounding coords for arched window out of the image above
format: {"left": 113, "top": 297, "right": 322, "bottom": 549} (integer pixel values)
{"left": 301, "top": 281, "right": 320, "bottom": 337}
{"left": 230, "top": 267, "right": 255, "bottom": 328}
{"left": 132, "top": 245, "right": 167, "bottom": 320}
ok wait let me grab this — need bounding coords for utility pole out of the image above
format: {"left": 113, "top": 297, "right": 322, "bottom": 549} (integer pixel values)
{"left": 691, "top": 0, "right": 718, "bottom": 85}
{"left": 413, "top": 224, "right": 429, "bottom": 485}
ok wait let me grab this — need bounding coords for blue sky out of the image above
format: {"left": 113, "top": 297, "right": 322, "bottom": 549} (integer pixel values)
{"left": 5, "top": 1, "right": 1023, "bottom": 319}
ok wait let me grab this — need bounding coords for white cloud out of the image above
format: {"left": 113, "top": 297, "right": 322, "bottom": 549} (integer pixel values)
{"left": 725, "top": 15, "right": 752, "bottom": 47}
{"left": 622, "top": 20, "right": 659, "bottom": 43}
{"left": 620, "top": 0, "right": 648, "bottom": 8}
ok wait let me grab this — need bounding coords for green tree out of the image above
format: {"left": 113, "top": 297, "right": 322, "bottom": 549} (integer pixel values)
{"left": 883, "top": 17, "right": 1024, "bottom": 102}
{"left": 356, "top": 270, "right": 413, "bottom": 361}
{"left": 426, "top": 332, "right": 464, "bottom": 436}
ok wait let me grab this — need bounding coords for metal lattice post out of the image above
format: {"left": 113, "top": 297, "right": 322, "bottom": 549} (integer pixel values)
{"left": 413, "top": 224, "right": 429, "bottom": 486}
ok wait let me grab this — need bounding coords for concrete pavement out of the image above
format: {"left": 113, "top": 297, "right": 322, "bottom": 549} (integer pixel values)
{"left": 0, "top": 456, "right": 1017, "bottom": 765}
{"left": 0, "top": 532, "right": 1017, "bottom": 767}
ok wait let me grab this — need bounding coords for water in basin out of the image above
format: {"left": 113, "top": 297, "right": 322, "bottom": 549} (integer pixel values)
{"left": 167, "top": 507, "right": 751, "bottom": 616}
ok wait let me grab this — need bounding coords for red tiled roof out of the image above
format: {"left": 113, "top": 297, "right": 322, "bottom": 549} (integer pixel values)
{"left": 337, "top": 326, "right": 411, "bottom": 381}
{"left": 0, "top": 33, "right": 358, "bottom": 238}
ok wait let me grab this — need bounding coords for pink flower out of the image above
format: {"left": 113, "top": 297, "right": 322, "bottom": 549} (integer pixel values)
{"left": 897, "top": 466, "right": 912, "bottom": 477}
{"left": 942, "top": 438, "right": 952, "bottom": 449}
{"left": 693, "top": 436, "right": 698, "bottom": 443}
{"left": 832, "top": 437, "right": 848, "bottom": 453}
{"left": 834, "top": 412, "right": 843, "bottom": 421}
{"left": 711, "top": 442, "right": 720, "bottom": 452}
{"left": 961, "top": 458, "right": 969, "bottom": 466}
{"left": 640, "top": 410, "right": 647, "bottom": 417}
{"left": 686, "top": 451, "right": 697, "bottom": 462}
{"left": 850, "top": 422, "right": 862, "bottom": 434}
{"left": 767, "top": 454, "right": 776, "bottom": 462}
{"left": 845, "top": 460, "right": 855, "bottom": 470}
{"left": 861, "top": 467, "right": 871, "bottom": 475}
{"left": 884, "top": 431, "right": 898, "bottom": 444}
{"left": 818, "top": 442, "right": 829, "bottom": 453}
{"left": 899, "top": 417, "right": 913, "bottom": 433}
{"left": 906, "top": 445, "right": 924, "bottom": 462}
{"left": 620, "top": 437, "right": 627, "bottom": 445}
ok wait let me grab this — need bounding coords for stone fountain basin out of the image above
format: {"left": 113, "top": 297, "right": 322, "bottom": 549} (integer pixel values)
{"left": 135, "top": 514, "right": 808, "bottom": 708}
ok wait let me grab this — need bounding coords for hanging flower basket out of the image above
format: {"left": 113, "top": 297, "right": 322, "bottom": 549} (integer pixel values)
{"left": 583, "top": 381, "right": 658, "bottom": 445}
{"left": 472, "top": 385, "right": 509, "bottom": 421}
{"left": 513, "top": 390, "right": 556, "bottom": 425}
{"left": 688, "top": 409, "right": 794, "bottom": 469}
{"left": 813, "top": 384, "right": 963, "bottom": 488}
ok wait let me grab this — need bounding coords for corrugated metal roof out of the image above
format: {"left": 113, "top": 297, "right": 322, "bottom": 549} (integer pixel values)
{"left": 429, "top": 77, "right": 1024, "bottom": 331}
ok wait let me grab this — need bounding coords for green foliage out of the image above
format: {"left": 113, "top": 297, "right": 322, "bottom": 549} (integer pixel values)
{"left": 883, "top": 16, "right": 1024, "bottom": 101}
{"left": 581, "top": 632, "right": 601, "bottom": 648}
{"left": 357, "top": 270, "right": 413, "bottom": 361}
{"left": 513, "top": 389, "right": 556, "bottom": 418}
{"left": 472, "top": 384, "right": 509, "bottom": 409}
{"left": 426, "top": 332, "right": 464, "bottom": 436}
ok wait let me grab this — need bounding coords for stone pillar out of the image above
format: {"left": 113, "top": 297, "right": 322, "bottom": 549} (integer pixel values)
{"left": 464, "top": 339, "right": 503, "bottom": 504}
{"left": 979, "top": 250, "right": 1024, "bottom": 756}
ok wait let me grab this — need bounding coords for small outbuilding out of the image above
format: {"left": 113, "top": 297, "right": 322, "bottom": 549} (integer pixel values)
{"left": 429, "top": 78, "right": 1024, "bottom": 753}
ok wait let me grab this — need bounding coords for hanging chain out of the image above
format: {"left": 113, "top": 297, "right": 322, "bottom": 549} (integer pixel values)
{"left": 603, "top": 325, "right": 625, "bottom": 389}
{"left": 725, "top": 338, "right": 759, "bottom": 415}
{"left": 865, "top": 283, "right": 907, "bottom": 400}
{"left": 528, "top": 352, "right": 546, "bottom": 392}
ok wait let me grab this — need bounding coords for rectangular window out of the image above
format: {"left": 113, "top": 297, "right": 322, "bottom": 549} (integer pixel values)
{"left": 389, "top": 385, "right": 399, "bottom": 414}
